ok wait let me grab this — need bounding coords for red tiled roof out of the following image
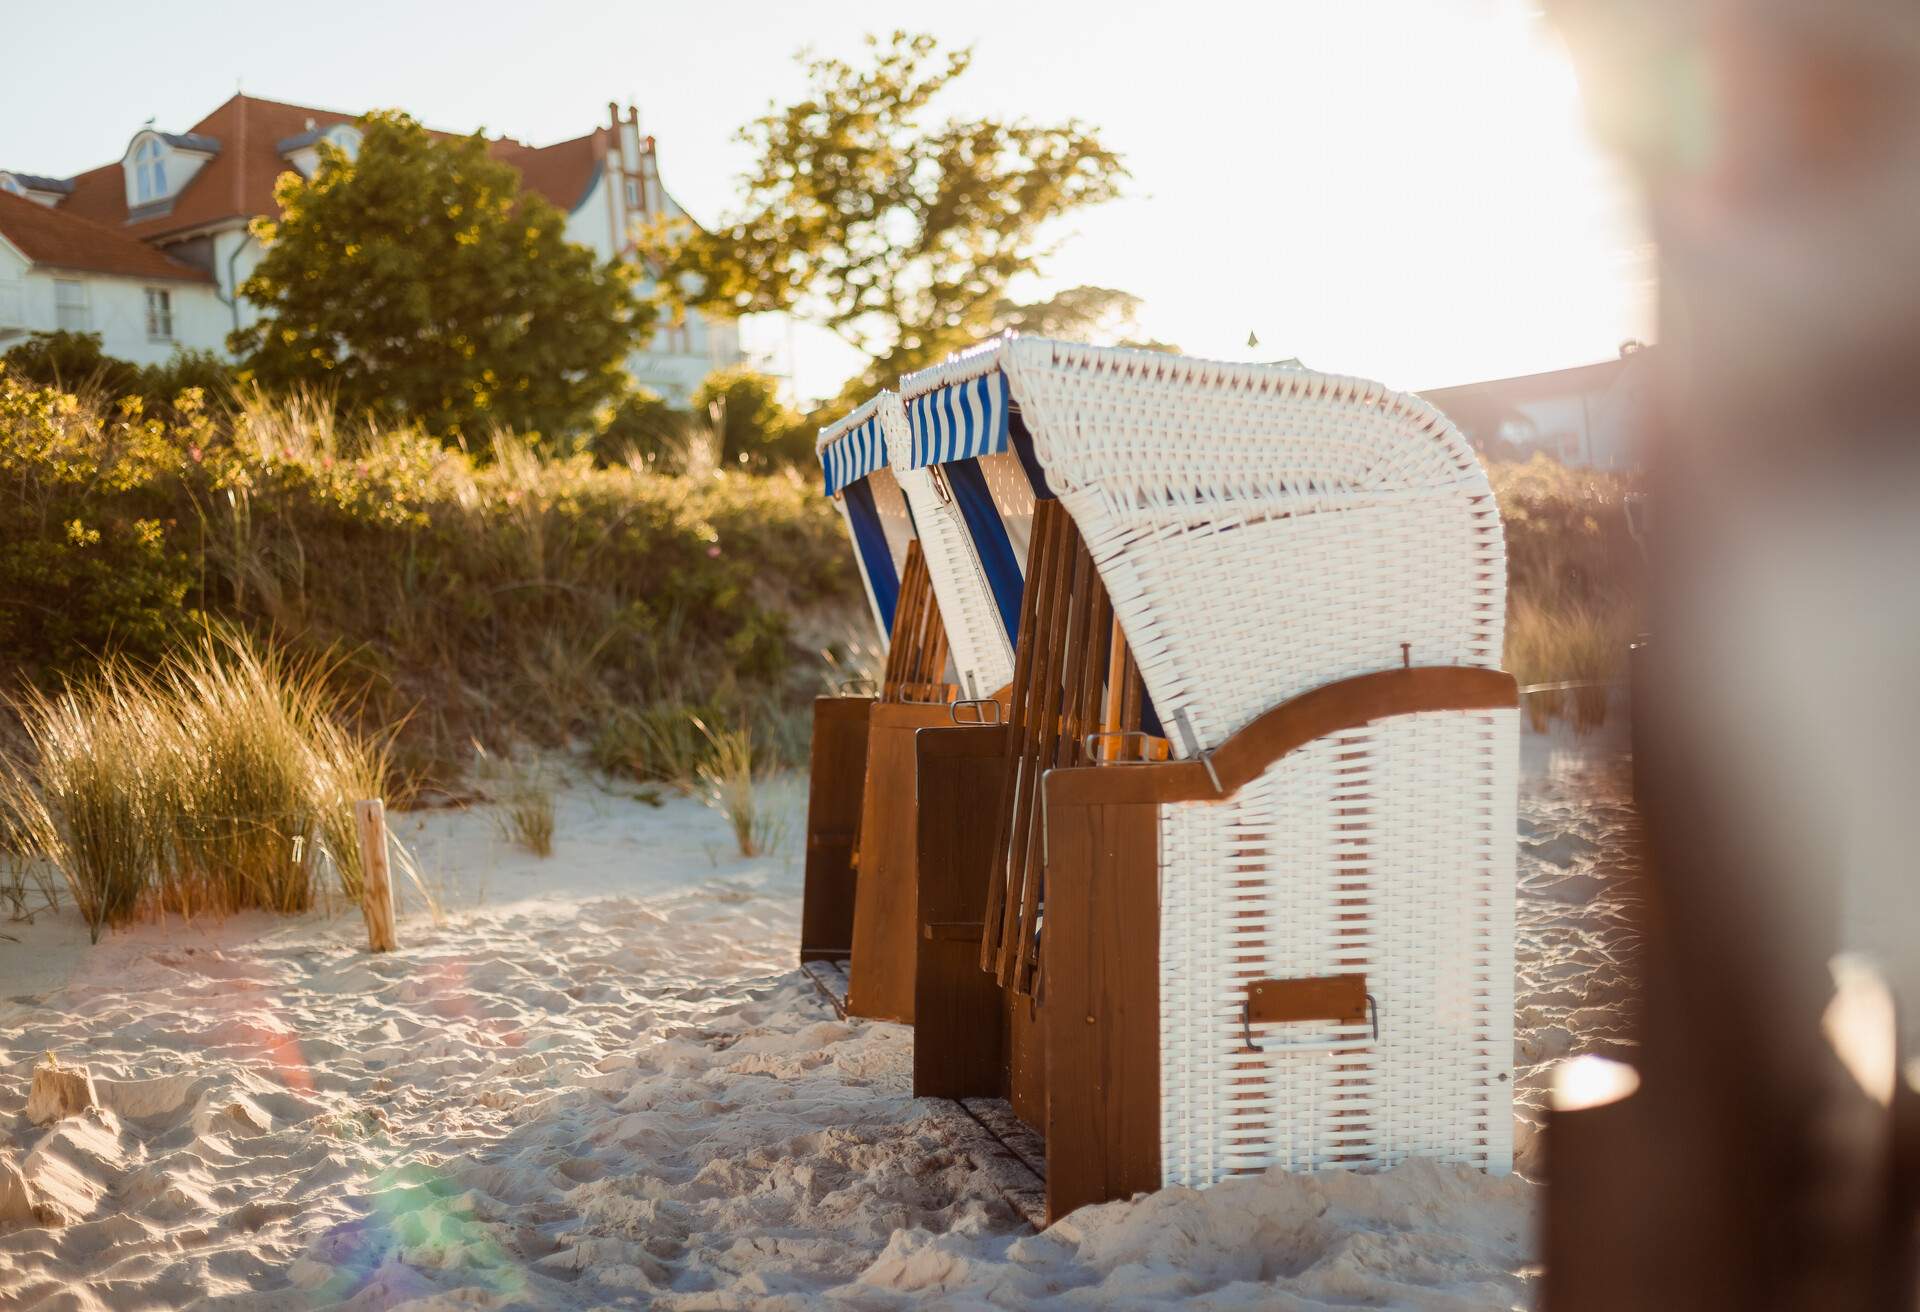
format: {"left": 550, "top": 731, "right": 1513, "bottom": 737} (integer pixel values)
{"left": 0, "top": 189, "right": 213, "bottom": 283}
{"left": 57, "top": 95, "right": 608, "bottom": 244}
{"left": 491, "top": 130, "right": 606, "bottom": 214}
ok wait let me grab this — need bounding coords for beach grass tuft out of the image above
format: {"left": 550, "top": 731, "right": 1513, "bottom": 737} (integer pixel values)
{"left": 0, "top": 630, "right": 398, "bottom": 940}
{"left": 691, "top": 718, "right": 783, "bottom": 858}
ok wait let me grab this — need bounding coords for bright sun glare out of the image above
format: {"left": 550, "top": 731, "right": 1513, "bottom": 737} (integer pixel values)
{"left": 770, "top": 0, "right": 1655, "bottom": 400}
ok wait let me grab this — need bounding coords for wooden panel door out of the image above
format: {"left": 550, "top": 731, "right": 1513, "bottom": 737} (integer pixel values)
{"left": 912, "top": 724, "right": 1012, "bottom": 1097}
{"left": 800, "top": 696, "right": 874, "bottom": 963}
{"left": 847, "top": 701, "right": 953, "bottom": 1022}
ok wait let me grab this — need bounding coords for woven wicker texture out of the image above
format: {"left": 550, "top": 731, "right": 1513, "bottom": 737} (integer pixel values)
{"left": 876, "top": 397, "right": 1018, "bottom": 697}
{"left": 987, "top": 338, "right": 1514, "bottom": 1185}
{"left": 1158, "top": 710, "right": 1517, "bottom": 1183}
{"left": 999, "top": 338, "right": 1506, "bottom": 752}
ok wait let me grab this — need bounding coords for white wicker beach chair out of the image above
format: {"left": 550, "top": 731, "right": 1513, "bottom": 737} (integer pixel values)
{"left": 904, "top": 337, "right": 1518, "bottom": 1202}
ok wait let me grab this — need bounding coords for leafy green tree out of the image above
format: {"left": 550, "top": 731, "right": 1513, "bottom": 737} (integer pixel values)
{"left": 233, "top": 111, "right": 647, "bottom": 443}
{"left": 694, "top": 367, "right": 812, "bottom": 470}
{"left": 655, "top": 32, "right": 1126, "bottom": 403}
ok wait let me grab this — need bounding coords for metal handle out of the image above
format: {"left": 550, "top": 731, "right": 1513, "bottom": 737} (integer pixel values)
{"left": 951, "top": 698, "right": 1004, "bottom": 726}
{"left": 1082, "top": 729, "right": 1171, "bottom": 764}
{"left": 1242, "top": 993, "right": 1379, "bottom": 1053}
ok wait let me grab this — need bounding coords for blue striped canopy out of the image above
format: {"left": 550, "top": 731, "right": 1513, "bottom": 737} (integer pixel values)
{"left": 819, "top": 413, "right": 888, "bottom": 496}
{"left": 906, "top": 369, "right": 1010, "bottom": 469}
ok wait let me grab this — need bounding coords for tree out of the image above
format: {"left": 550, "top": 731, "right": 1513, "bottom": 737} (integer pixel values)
{"left": 232, "top": 111, "right": 647, "bottom": 443}
{"left": 693, "top": 367, "right": 813, "bottom": 470}
{"left": 992, "top": 285, "right": 1181, "bottom": 353}
{"left": 654, "top": 32, "right": 1126, "bottom": 403}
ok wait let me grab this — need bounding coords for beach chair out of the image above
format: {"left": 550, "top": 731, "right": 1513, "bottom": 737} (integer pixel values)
{"left": 896, "top": 346, "right": 1160, "bottom": 1129}
{"left": 799, "top": 396, "right": 922, "bottom": 982}
{"left": 902, "top": 337, "right": 1518, "bottom": 1222}
{"left": 805, "top": 393, "right": 989, "bottom": 1023}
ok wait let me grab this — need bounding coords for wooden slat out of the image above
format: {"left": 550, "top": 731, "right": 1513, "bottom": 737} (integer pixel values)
{"left": 846, "top": 700, "right": 954, "bottom": 1022}
{"left": 996, "top": 505, "right": 1076, "bottom": 983}
{"left": 1007, "top": 983, "right": 1048, "bottom": 1130}
{"left": 1042, "top": 786, "right": 1162, "bottom": 1223}
{"left": 1008, "top": 546, "right": 1093, "bottom": 992}
{"left": 981, "top": 502, "right": 1063, "bottom": 973}
{"left": 1102, "top": 615, "right": 1127, "bottom": 736}
{"left": 800, "top": 695, "right": 875, "bottom": 963}
{"left": 880, "top": 541, "right": 954, "bottom": 705}
{"left": 914, "top": 724, "right": 1013, "bottom": 1099}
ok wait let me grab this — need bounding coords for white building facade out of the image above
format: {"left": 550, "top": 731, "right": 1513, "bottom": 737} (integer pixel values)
{"left": 0, "top": 96, "right": 739, "bottom": 404}
{"left": 1418, "top": 346, "right": 1654, "bottom": 470}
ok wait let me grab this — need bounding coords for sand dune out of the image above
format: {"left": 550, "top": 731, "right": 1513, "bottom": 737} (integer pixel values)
{"left": 0, "top": 731, "right": 1636, "bottom": 1310}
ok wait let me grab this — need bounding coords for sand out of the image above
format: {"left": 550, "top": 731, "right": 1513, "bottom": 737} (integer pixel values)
{"left": 0, "top": 723, "right": 1638, "bottom": 1311}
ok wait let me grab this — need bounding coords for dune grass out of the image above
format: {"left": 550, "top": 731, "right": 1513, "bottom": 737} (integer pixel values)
{"left": 690, "top": 718, "right": 784, "bottom": 858}
{"left": 1488, "top": 455, "right": 1644, "bottom": 725}
{"left": 493, "top": 760, "right": 557, "bottom": 859}
{"left": 0, "top": 632, "right": 397, "bottom": 940}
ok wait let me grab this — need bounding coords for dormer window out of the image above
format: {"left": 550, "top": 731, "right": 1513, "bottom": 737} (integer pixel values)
{"left": 325, "top": 125, "right": 362, "bottom": 161}
{"left": 278, "top": 122, "right": 362, "bottom": 179}
{"left": 134, "top": 138, "right": 168, "bottom": 203}
{"left": 121, "top": 129, "right": 216, "bottom": 210}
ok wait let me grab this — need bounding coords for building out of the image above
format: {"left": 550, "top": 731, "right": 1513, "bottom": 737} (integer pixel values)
{"left": 0, "top": 94, "right": 739, "bottom": 402}
{"left": 1418, "top": 344, "right": 1654, "bottom": 469}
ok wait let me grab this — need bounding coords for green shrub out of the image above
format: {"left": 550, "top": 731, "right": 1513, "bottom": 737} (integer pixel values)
{"left": 0, "top": 374, "right": 859, "bottom": 773}
{"left": 594, "top": 387, "right": 693, "bottom": 469}
{"left": 0, "top": 376, "right": 201, "bottom": 667}
{"left": 1, "top": 331, "right": 143, "bottom": 398}
{"left": 693, "top": 366, "right": 814, "bottom": 471}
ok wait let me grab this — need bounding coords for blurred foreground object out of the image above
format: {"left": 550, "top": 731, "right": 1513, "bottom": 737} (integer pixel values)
{"left": 1542, "top": 0, "right": 1920, "bottom": 1306}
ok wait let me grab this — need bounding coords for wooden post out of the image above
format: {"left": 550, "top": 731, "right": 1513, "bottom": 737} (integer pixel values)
{"left": 354, "top": 799, "right": 398, "bottom": 953}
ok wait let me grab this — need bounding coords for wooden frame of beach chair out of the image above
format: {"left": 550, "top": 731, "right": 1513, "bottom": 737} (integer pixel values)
{"left": 897, "top": 346, "right": 1151, "bottom": 1133}
{"left": 905, "top": 338, "right": 1518, "bottom": 1224}
{"left": 913, "top": 499, "right": 1158, "bottom": 1128}
{"left": 806, "top": 392, "right": 996, "bottom": 1023}
{"left": 801, "top": 398, "right": 917, "bottom": 977}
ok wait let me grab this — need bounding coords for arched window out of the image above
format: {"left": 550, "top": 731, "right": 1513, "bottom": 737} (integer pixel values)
{"left": 325, "top": 126, "right": 362, "bottom": 161}
{"left": 134, "top": 138, "right": 168, "bottom": 203}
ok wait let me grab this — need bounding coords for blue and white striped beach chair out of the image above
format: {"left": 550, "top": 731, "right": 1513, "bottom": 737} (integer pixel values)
{"left": 816, "top": 394, "right": 916, "bottom": 646}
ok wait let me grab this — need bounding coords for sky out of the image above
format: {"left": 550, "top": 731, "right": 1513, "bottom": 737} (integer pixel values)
{"left": 0, "top": 0, "right": 1655, "bottom": 402}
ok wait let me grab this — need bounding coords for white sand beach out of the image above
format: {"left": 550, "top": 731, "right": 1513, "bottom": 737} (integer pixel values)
{"left": 0, "top": 724, "right": 1637, "bottom": 1311}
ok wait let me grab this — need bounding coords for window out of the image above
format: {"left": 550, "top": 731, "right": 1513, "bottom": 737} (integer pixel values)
{"left": 134, "top": 138, "right": 168, "bottom": 203}
{"left": 325, "top": 125, "right": 361, "bottom": 161}
{"left": 624, "top": 177, "right": 641, "bottom": 208}
{"left": 54, "top": 279, "right": 88, "bottom": 331}
{"left": 145, "top": 287, "right": 173, "bottom": 340}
